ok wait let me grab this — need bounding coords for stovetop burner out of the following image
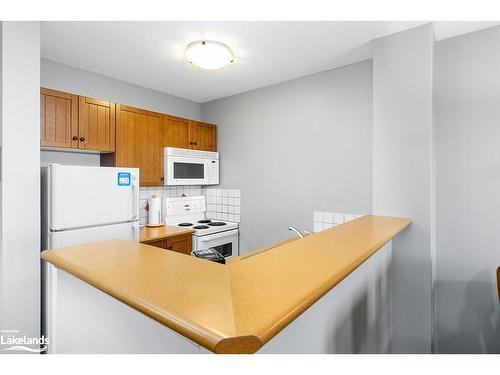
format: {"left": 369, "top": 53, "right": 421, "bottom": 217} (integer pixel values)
{"left": 193, "top": 225, "right": 209, "bottom": 230}
{"left": 208, "top": 222, "right": 226, "bottom": 227}
{"left": 197, "top": 219, "right": 212, "bottom": 224}
{"left": 178, "top": 222, "right": 193, "bottom": 227}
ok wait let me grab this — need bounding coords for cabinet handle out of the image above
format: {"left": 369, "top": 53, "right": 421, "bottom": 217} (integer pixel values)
{"left": 189, "top": 141, "right": 193, "bottom": 145}
{"left": 193, "top": 141, "right": 197, "bottom": 146}
{"left": 72, "top": 136, "right": 78, "bottom": 141}
{"left": 80, "top": 137, "right": 85, "bottom": 142}
{"left": 160, "top": 177, "right": 164, "bottom": 181}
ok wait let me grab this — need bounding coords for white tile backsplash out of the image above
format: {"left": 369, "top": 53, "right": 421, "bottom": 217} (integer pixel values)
{"left": 313, "top": 210, "right": 365, "bottom": 233}
{"left": 139, "top": 185, "right": 203, "bottom": 225}
{"left": 313, "top": 211, "right": 323, "bottom": 222}
{"left": 334, "top": 213, "right": 344, "bottom": 224}
{"left": 323, "top": 212, "right": 334, "bottom": 224}
{"left": 202, "top": 187, "right": 241, "bottom": 223}
{"left": 140, "top": 185, "right": 243, "bottom": 225}
{"left": 345, "top": 214, "right": 356, "bottom": 222}
{"left": 314, "top": 222, "right": 324, "bottom": 232}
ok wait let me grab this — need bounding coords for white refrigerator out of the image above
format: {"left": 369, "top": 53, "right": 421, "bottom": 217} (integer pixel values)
{"left": 41, "top": 164, "right": 140, "bottom": 250}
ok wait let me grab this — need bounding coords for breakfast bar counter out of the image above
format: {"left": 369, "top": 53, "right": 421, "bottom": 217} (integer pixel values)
{"left": 41, "top": 215, "right": 411, "bottom": 354}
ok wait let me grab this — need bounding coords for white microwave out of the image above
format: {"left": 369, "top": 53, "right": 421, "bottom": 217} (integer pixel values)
{"left": 163, "top": 147, "right": 219, "bottom": 186}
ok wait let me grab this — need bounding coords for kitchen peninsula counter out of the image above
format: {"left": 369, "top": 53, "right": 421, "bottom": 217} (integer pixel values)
{"left": 41, "top": 215, "right": 411, "bottom": 354}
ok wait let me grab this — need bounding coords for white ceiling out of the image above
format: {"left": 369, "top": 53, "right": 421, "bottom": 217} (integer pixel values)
{"left": 41, "top": 21, "right": 499, "bottom": 103}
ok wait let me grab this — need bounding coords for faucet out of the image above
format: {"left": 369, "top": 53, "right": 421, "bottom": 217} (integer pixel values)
{"left": 288, "top": 226, "right": 304, "bottom": 239}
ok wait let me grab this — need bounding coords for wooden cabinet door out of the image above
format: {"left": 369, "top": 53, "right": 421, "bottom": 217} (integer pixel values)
{"left": 164, "top": 115, "right": 190, "bottom": 149}
{"left": 165, "top": 234, "right": 192, "bottom": 255}
{"left": 40, "top": 88, "right": 78, "bottom": 148}
{"left": 78, "top": 96, "right": 116, "bottom": 152}
{"left": 189, "top": 121, "right": 217, "bottom": 151}
{"left": 115, "top": 104, "right": 164, "bottom": 186}
{"left": 143, "top": 239, "right": 168, "bottom": 249}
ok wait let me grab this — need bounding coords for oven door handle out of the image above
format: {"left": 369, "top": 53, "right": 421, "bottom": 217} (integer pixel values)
{"left": 197, "top": 230, "right": 238, "bottom": 243}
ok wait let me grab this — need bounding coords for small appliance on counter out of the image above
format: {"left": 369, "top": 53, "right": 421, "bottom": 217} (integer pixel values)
{"left": 163, "top": 196, "right": 239, "bottom": 259}
{"left": 146, "top": 194, "right": 164, "bottom": 227}
{"left": 192, "top": 248, "right": 226, "bottom": 264}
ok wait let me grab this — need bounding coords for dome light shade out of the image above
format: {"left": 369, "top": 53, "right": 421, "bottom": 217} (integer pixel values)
{"left": 185, "top": 40, "right": 234, "bottom": 70}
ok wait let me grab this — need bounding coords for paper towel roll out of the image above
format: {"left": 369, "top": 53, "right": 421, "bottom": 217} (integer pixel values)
{"left": 148, "top": 195, "right": 162, "bottom": 225}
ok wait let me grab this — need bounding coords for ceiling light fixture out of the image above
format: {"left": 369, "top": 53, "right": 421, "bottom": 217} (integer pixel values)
{"left": 185, "top": 40, "right": 234, "bottom": 70}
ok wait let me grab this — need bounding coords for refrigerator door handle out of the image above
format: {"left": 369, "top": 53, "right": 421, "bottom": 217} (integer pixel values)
{"left": 131, "top": 174, "right": 138, "bottom": 221}
{"left": 131, "top": 221, "right": 139, "bottom": 242}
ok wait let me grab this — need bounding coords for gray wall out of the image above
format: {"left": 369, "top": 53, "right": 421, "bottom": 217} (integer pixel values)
{"left": 40, "top": 150, "right": 101, "bottom": 167}
{"left": 40, "top": 58, "right": 202, "bottom": 166}
{"left": 0, "top": 22, "right": 41, "bottom": 346}
{"left": 202, "top": 60, "right": 373, "bottom": 253}
{"left": 372, "top": 24, "right": 434, "bottom": 353}
{"left": 434, "top": 26, "right": 500, "bottom": 353}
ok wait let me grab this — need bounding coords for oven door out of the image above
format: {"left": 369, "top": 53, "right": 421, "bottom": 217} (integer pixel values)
{"left": 165, "top": 156, "right": 209, "bottom": 185}
{"left": 193, "top": 229, "right": 239, "bottom": 259}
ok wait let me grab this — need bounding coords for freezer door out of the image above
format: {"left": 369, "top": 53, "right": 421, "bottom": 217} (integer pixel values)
{"left": 50, "top": 165, "right": 139, "bottom": 230}
{"left": 49, "top": 222, "right": 139, "bottom": 249}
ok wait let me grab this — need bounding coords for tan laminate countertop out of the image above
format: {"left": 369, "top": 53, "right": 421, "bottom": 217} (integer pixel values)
{"left": 41, "top": 215, "right": 411, "bottom": 354}
{"left": 139, "top": 224, "right": 193, "bottom": 243}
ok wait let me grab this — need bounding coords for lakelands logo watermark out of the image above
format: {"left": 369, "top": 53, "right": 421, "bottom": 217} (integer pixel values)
{"left": 1, "top": 329, "right": 49, "bottom": 353}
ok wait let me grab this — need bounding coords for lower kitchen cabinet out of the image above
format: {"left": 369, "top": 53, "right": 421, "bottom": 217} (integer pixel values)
{"left": 165, "top": 234, "right": 192, "bottom": 255}
{"left": 143, "top": 234, "right": 192, "bottom": 256}
{"left": 143, "top": 238, "right": 168, "bottom": 249}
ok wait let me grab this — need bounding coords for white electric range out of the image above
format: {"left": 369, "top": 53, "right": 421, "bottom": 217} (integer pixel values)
{"left": 163, "top": 196, "right": 239, "bottom": 259}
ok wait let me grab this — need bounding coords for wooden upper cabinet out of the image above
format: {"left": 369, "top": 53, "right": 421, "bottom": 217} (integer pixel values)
{"left": 115, "top": 104, "right": 165, "bottom": 186}
{"left": 41, "top": 88, "right": 116, "bottom": 153}
{"left": 78, "top": 96, "right": 115, "bottom": 152}
{"left": 164, "top": 117, "right": 217, "bottom": 152}
{"left": 40, "top": 88, "right": 78, "bottom": 148}
{"left": 41, "top": 87, "right": 218, "bottom": 186}
{"left": 189, "top": 121, "right": 217, "bottom": 151}
{"left": 164, "top": 115, "right": 190, "bottom": 149}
